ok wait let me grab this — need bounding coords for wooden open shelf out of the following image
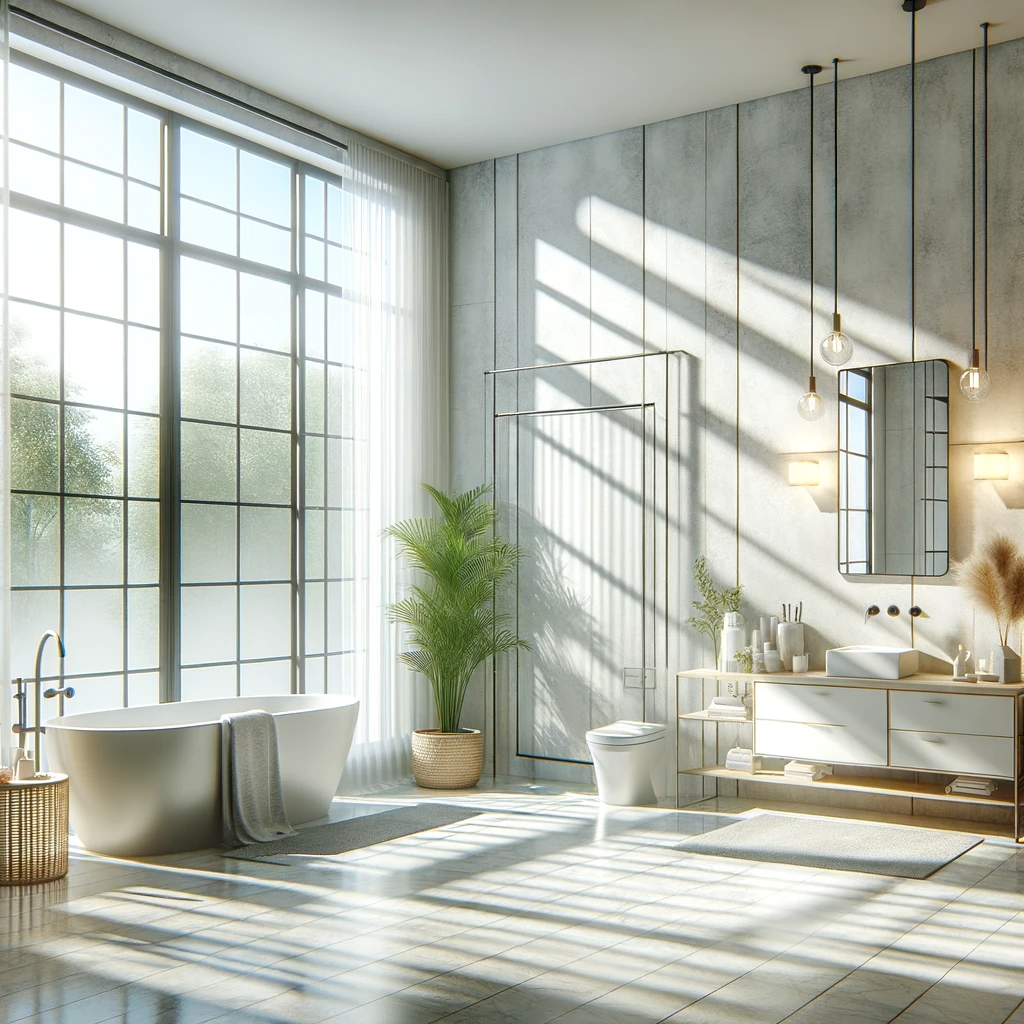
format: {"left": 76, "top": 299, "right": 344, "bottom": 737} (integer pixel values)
{"left": 682, "top": 765, "right": 1016, "bottom": 807}
{"left": 678, "top": 710, "right": 752, "bottom": 723}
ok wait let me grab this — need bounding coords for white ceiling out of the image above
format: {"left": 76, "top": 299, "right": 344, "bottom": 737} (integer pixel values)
{"left": 62, "top": 0, "right": 1024, "bottom": 170}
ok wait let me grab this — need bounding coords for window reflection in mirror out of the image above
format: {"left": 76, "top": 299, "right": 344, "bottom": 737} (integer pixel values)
{"left": 838, "top": 360, "right": 949, "bottom": 576}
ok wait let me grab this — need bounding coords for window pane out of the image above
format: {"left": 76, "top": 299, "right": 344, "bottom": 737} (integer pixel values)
{"left": 327, "top": 580, "right": 351, "bottom": 651}
{"left": 305, "top": 437, "right": 324, "bottom": 507}
{"left": 64, "top": 85, "right": 124, "bottom": 173}
{"left": 65, "top": 408, "right": 123, "bottom": 497}
{"left": 65, "top": 225, "right": 123, "bottom": 319}
{"left": 327, "top": 365, "right": 353, "bottom": 437}
{"left": 240, "top": 150, "right": 291, "bottom": 227}
{"left": 127, "top": 501, "right": 159, "bottom": 584}
{"left": 181, "top": 503, "right": 236, "bottom": 584}
{"left": 127, "top": 108, "right": 161, "bottom": 185}
{"left": 10, "top": 143, "right": 59, "bottom": 202}
{"left": 128, "top": 588, "right": 159, "bottom": 671}
{"left": 327, "top": 244, "right": 343, "bottom": 288}
{"left": 127, "top": 243, "right": 161, "bottom": 328}
{"left": 181, "top": 198, "right": 237, "bottom": 257}
{"left": 240, "top": 429, "right": 291, "bottom": 505}
{"left": 65, "top": 162, "right": 124, "bottom": 223}
{"left": 181, "top": 337, "right": 237, "bottom": 424}
{"left": 305, "top": 362, "right": 324, "bottom": 434}
{"left": 304, "top": 289, "right": 325, "bottom": 359}
{"left": 127, "top": 327, "right": 160, "bottom": 414}
{"left": 10, "top": 210, "right": 60, "bottom": 305}
{"left": 304, "top": 237, "right": 325, "bottom": 281}
{"left": 11, "top": 494, "right": 59, "bottom": 587}
{"left": 10, "top": 64, "right": 59, "bottom": 151}
{"left": 306, "top": 656, "right": 325, "bottom": 694}
{"left": 11, "top": 590, "right": 61, "bottom": 679}
{"left": 180, "top": 257, "right": 236, "bottom": 342}
{"left": 181, "top": 585, "right": 237, "bottom": 665}
{"left": 240, "top": 506, "right": 290, "bottom": 582}
{"left": 305, "top": 509, "right": 324, "bottom": 579}
{"left": 130, "top": 672, "right": 160, "bottom": 706}
{"left": 240, "top": 349, "right": 290, "bottom": 429}
{"left": 240, "top": 583, "right": 290, "bottom": 660}
{"left": 127, "top": 414, "right": 159, "bottom": 498}
{"left": 240, "top": 660, "right": 291, "bottom": 697}
{"left": 64, "top": 675, "right": 124, "bottom": 717}
{"left": 305, "top": 582, "right": 324, "bottom": 655}
{"left": 326, "top": 295, "right": 345, "bottom": 363}
{"left": 65, "top": 497, "right": 122, "bottom": 586}
{"left": 64, "top": 313, "right": 123, "bottom": 409}
{"left": 304, "top": 177, "right": 325, "bottom": 237}
{"left": 64, "top": 589, "right": 124, "bottom": 676}
{"left": 127, "top": 181, "right": 161, "bottom": 233}
{"left": 326, "top": 438, "right": 352, "bottom": 508}
{"left": 327, "top": 509, "right": 353, "bottom": 579}
{"left": 180, "top": 128, "right": 236, "bottom": 210}
{"left": 181, "top": 422, "right": 236, "bottom": 502}
{"left": 10, "top": 302, "right": 60, "bottom": 400}
{"left": 181, "top": 664, "right": 237, "bottom": 701}
{"left": 327, "top": 184, "right": 343, "bottom": 243}
{"left": 240, "top": 217, "right": 291, "bottom": 270}
{"left": 240, "top": 273, "right": 290, "bottom": 352}
{"left": 11, "top": 399, "right": 59, "bottom": 492}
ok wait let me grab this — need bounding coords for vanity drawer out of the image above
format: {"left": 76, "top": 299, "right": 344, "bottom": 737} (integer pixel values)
{"left": 755, "top": 682, "right": 887, "bottom": 729}
{"left": 890, "top": 730, "right": 1014, "bottom": 778}
{"left": 890, "top": 691, "right": 1013, "bottom": 738}
{"left": 754, "top": 720, "right": 888, "bottom": 767}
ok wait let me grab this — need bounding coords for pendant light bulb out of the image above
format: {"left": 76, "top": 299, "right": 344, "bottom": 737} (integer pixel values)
{"left": 959, "top": 349, "right": 991, "bottom": 402}
{"left": 819, "top": 313, "right": 853, "bottom": 366}
{"left": 798, "top": 376, "right": 826, "bottom": 421}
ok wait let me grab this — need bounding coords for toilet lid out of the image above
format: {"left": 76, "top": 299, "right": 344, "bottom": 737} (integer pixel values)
{"left": 585, "top": 720, "right": 666, "bottom": 746}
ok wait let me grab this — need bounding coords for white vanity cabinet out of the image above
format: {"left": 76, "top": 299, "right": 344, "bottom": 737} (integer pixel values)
{"left": 676, "top": 669, "right": 1024, "bottom": 841}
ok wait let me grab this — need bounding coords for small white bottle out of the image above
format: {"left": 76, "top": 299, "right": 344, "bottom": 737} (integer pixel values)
{"left": 720, "top": 612, "right": 745, "bottom": 673}
{"left": 952, "top": 644, "right": 968, "bottom": 680}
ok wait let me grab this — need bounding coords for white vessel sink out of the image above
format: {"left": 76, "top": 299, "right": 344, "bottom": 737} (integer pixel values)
{"left": 825, "top": 645, "right": 919, "bottom": 680}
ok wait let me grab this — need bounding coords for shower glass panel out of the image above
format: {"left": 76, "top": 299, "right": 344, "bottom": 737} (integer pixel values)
{"left": 494, "top": 398, "right": 655, "bottom": 765}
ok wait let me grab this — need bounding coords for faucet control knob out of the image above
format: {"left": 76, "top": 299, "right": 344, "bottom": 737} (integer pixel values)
{"left": 909, "top": 605, "right": 923, "bottom": 618}
{"left": 887, "top": 605, "right": 900, "bottom": 617}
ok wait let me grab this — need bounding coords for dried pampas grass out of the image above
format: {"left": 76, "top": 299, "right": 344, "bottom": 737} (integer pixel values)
{"left": 955, "top": 535, "right": 1024, "bottom": 645}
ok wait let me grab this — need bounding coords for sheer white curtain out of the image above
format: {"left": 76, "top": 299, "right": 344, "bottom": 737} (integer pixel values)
{"left": 0, "top": 0, "right": 11, "bottom": 753}
{"left": 338, "top": 142, "right": 449, "bottom": 792}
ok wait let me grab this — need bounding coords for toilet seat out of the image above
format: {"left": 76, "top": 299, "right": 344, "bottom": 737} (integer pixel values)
{"left": 585, "top": 720, "right": 665, "bottom": 746}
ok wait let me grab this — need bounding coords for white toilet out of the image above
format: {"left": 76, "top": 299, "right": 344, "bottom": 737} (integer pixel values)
{"left": 585, "top": 720, "right": 667, "bottom": 805}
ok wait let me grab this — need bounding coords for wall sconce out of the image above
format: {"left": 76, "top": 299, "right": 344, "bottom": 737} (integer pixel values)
{"left": 789, "top": 460, "right": 820, "bottom": 487}
{"left": 974, "top": 451, "right": 1010, "bottom": 480}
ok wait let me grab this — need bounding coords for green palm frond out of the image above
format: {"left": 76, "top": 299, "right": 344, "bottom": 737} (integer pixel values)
{"left": 387, "top": 484, "right": 530, "bottom": 732}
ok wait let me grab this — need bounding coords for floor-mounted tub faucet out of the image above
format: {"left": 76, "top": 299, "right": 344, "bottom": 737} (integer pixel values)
{"left": 11, "top": 630, "right": 70, "bottom": 773}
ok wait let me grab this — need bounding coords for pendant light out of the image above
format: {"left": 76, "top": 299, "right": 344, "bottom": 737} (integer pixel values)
{"left": 797, "top": 63, "right": 826, "bottom": 421}
{"left": 959, "top": 21, "right": 992, "bottom": 401}
{"left": 819, "top": 57, "right": 853, "bottom": 366}
{"left": 905, "top": 0, "right": 924, "bottom": 365}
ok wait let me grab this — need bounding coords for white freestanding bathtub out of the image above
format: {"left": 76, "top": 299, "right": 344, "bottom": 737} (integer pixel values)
{"left": 45, "top": 694, "right": 359, "bottom": 857}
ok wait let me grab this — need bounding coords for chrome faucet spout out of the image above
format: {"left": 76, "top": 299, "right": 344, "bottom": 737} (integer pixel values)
{"left": 33, "top": 630, "right": 66, "bottom": 773}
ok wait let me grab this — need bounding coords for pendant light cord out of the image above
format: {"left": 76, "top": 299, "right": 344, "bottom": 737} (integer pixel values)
{"left": 971, "top": 45, "right": 977, "bottom": 361}
{"left": 832, "top": 58, "right": 839, "bottom": 318}
{"left": 910, "top": 7, "right": 916, "bottom": 361}
{"left": 808, "top": 66, "right": 816, "bottom": 377}
{"left": 983, "top": 21, "right": 989, "bottom": 371}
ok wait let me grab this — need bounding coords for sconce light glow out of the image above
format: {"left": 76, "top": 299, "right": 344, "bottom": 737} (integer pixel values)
{"left": 959, "top": 349, "right": 992, "bottom": 402}
{"left": 789, "top": 460, "right": 821, "bottom": 487}
{"left": 819, "top": 313, "right": 853, "bottom": 366}
{"left": 797, "top": 376, "right": 825, "bottom": 421}
{"left": 974, "top": 452, "right": 1009, "bottom": 480}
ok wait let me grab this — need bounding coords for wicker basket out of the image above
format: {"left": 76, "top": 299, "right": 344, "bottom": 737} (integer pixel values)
{"left": 411, "top": 729, "right": 484, "bottom": 789}
{"left": 0, "top": 774, "right": 70, "bottom": 885}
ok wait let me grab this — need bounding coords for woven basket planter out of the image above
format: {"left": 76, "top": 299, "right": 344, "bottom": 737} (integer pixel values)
{"left": 0, "top": 774, "right": 70, "bottom": 886}
{"left": 411, "top": 729, "right": 483, "bottom": 789}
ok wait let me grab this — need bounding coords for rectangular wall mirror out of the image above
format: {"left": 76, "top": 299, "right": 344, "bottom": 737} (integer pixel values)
{"left": 838, "top": 359, "right": 948, "bottom": 576}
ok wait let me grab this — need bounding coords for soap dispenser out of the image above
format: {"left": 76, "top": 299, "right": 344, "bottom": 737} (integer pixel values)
{"left": 720, "top": 612, "right": 745, "bottom": 673}
{"left": 952, "top": 644, "right": 968, "bottom": 680}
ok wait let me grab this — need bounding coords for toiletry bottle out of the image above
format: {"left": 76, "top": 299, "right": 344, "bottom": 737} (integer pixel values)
{"left": 952, "top": 644, "right": 967, "bottom": 680}
{"left": 964, "top": 649, "right": 976, "bottom": 678}
{"left": 720, "top": 612, "right": 745, "bottom": 673}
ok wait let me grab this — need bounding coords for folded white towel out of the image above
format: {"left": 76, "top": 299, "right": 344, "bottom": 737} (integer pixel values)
{"left": 783, "top": 760, "right": 832, "bottom": 781}
{"left": 709, "top": 695, "right": 745, "bottom": 707}
{"left": 708, "top": 707, "right": 749, "bottom": 719}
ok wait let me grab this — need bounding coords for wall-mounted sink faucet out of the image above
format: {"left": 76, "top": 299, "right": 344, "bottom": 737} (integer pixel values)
{"left": 865, "top": 605, "right": 880, "bottom": 623}
{"left": 11, "top": 630, "right": 69, "bottom": 773}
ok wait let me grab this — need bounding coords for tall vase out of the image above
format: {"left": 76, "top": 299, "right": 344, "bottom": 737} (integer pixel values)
{"left": 776, "top": 623, "right": 805, "bottom": 672}
{"left": 994, "top": 645, "right": 1022, "bottom": 684}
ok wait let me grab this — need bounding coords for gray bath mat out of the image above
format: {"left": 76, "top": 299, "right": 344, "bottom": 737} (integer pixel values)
{"left": 676, "top": 814, "right": 983, "bottom": 878}
{"left": 223, "top": 803, "right": 481, "bottom": 862}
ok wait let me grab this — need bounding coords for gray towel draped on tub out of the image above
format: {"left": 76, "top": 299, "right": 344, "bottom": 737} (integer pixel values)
{"left": 220, "top": 710, "right": 297, "bottom": 846}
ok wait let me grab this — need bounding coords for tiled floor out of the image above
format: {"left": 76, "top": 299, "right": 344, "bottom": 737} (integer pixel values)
{"left": 4, "top": 779, "right": 1024, "bottom": 1023}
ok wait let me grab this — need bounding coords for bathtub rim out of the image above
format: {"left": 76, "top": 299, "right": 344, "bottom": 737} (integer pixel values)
{"left": 44, "top": 694, "right": 359, "bottom": 734}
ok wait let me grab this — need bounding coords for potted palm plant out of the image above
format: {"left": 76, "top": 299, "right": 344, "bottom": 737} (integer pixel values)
{"left": 387, "top": 484, "right": 529, "bottom": 788}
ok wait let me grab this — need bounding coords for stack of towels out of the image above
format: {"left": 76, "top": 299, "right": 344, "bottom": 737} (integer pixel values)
{"left": 784, "top": 760, "right": 833, "bottom": 781}
{"left": 725, "top": 747, "right": 760, "bottom": 772}
{"left": 945, "top": 776, "right": 997, "bottom": 797}
{"left": 707, "top": 695, "right": 748, "bottom": 720}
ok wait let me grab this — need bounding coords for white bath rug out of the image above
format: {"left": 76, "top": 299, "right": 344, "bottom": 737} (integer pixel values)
{"left": 222, "top": 803, "right": 481, "bottom": 861}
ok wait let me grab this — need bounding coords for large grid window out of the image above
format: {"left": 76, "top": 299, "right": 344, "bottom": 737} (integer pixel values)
{"left": 7, "top": 53, "right": 358, "bottom": 711}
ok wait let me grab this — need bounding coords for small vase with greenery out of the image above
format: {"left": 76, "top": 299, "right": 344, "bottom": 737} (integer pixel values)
{"left": 685, "top": 556, "right": 743, "bottom": 666}
{"left": 387, "top": 483, "right": 530, "bottom": 787}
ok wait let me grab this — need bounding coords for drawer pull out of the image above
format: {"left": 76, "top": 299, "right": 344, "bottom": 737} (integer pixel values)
{"left": 923, "top": 699, "right": 945, "bottom": 706}
{"left": 922, "top": 737, "right": 943, "bottom": 743}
